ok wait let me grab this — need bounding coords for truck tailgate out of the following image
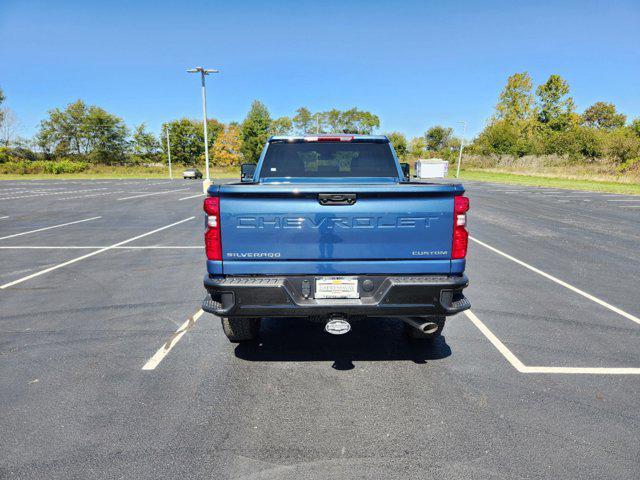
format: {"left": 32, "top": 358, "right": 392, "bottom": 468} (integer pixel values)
{"left": 218, "top": 183, "right": 459, "bottom": 275}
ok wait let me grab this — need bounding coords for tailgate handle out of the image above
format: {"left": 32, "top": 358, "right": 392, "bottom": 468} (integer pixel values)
{"left": 318, "top": 193, "right": 357, "bottom": 206}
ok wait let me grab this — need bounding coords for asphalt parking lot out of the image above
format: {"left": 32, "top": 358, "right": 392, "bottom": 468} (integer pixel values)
{"left": 0, "top": 178, "right": 638, "bottom": 479}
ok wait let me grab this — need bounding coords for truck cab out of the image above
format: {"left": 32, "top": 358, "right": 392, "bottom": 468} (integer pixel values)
{"left": 202, "top": 134, "right": 470, "bottom": 342}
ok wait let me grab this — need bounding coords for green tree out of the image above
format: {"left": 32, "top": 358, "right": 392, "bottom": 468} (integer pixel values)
{"left": 496, "top": 72, "right": 535, "bottom": 122}
{"left": 472, "top": 119, "right": 537, "bottom": 156}
{"left": 386, "top": 132, "right": 408, "bottom": 158}
{"left": 291, "top": 107, "right": 380, "bottom": 135}
{"left": 270, "top": 116, "right": 293, "bottom": 135}
{"left": 83, "top": 105, "right": 129, "bottom": 164}
{"left": 581, "top": 102, "right": 626, "bottom": 130}
{"left": 339, "top": 108, "right": 380, "bottom": 134}
{"left": 320, "top": 109, "right": 342, "bottom": 133}
{"left": 35, "top": 100, "right": 128, "bottom": 162}
{"left": 573, "top": 126, "right": 606, "bottom": 158}
{"left": 241, "top": 100, "right": 272, "bottom": 162}
{"left": 160, "top": 118, "right": 222, "bottom": 166}
{"left": 161, "top": 119, "right": 203, "bottom": 165}
{"left": 131, "top": 123, "right": 161, "bottom": 161}
{"left": 37, "top": 100, "right": 88, "bottom": 156}
{"left": 408, "top": 137, "right": 427, "bottom": 158}
{"left": 630, "top": 118, "right": 640, "bottom": 137}
{"left": 35, "top": 125, "right": 56, "bottom": 157}
{"left": 604, "top": 128, "right": 640, "bottom": 164}
{"left": 536, "top": 74, "right": 575, "bottom": 130}
{"left": 292, "top": 107, "right": 314, "bottom": 134}
{"left": 425, "top": 126, "right": 453, "bottom": 151}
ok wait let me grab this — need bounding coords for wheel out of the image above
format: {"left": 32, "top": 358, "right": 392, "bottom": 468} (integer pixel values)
{"left": 183, "top": 176, "right": 188, "bottom": 179}
{"left": 221, "top": 317, "right": 260, "bottom": 342}
{"left": 403, "top": 316, "right": 446, "bottom": 341}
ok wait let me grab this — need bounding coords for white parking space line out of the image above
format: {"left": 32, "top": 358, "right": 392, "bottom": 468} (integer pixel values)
{"left": 464, "top": 310, "right": 527, "bottom": 371}
{"left": 0, "top": 216, "right": 8, "bottom": 220}
{"left": 0, "top": 217, "right": 194, "bottom": 289}
{"left": 0, "top": 246, "right": 101, "bottom": 250}
{"left": 0, "top": 246, "right": 202, "bottom": 249}
{"left": 142, "top": 309, "right": 204, "bottom": 370}
{"left": 56, "top": 191, "right": 124, "bottom": 201}
{"left": 519, "top": 366, "right": 640, "bottom": 374}
{"left": 0, "top": 216, "right": 101, "bottom": 241}
{"left": 148, "top": 181, "right": 177, "bottom": 185}
{"left": 469, "top": 236, "right": 640, "bottom": 326}
{"left": 538, "top": 194, "right": 593, "bottom": 198}
{"left": 0, "top": 188, "right": 109, "bottom": 201}
{"left": 117, "top": 188, "right": 190, "bottom": 201}
{"left": 0, "top": 187, "right": 69, "bottom": 193}
{"left": 465, "top": 310, "right": 640, "bottom": 375}
{"left": 532, "top": 194, "right": 585, "bottom": 197}
{"left": 178, "top": 193, "right": 205, "bottom": 201}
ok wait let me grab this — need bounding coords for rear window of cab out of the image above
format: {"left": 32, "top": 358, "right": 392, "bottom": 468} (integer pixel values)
{"left": 261, "top": 142, "right": 398, "bottom": 178}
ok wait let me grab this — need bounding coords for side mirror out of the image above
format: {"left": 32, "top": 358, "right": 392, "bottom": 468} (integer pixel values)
{"left": 400, "top": 163, "right": 410, "bottom": 180}
{"left": 241, "top": 163, "right": 256, "bottom": 182}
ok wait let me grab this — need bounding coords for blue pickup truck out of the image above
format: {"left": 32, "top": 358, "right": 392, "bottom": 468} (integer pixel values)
{"left": 201, "top": 134, "right": 470, "bottom": 342}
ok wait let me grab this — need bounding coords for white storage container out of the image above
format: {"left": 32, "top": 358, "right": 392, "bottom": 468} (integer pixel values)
{"left": 414, "top": 159, "right": 449, "bottom": 179}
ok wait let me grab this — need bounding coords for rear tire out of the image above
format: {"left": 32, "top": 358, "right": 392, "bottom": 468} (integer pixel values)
{"left": 403, "top": 316, "right": 446, "bottom": 342}
{"left": 221, "top": 317, "right": 260, "bottom": 342}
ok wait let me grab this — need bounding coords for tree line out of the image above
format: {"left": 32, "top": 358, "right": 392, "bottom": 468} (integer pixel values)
{"left": 384, "top": 74, "right": 640, "bottom": 171}
{"left": 469, "top": 73, "right": 640, "bottom": 170}
{"left": 1, "top": 76, "right": 639, "bottom": 175}
{"left": 0, "top": 93, "right": 385, "bottom": 172}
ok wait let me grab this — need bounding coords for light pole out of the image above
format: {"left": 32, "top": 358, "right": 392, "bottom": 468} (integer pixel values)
{"left": 456, "top": 121, "right": 466, "bottom": 179}
{"left": 165, "top": 126, "right": 172, "bottom": 180}
{"left": 187, "top": 66, "right": 219, "bottom": 190}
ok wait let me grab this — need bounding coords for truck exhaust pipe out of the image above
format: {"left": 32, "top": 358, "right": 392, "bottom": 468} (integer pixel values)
{"left": 400, "top": 317, "right": 439, "bottom": 334}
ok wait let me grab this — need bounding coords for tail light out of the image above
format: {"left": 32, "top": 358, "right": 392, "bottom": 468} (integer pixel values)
{"left": 452, "top": 196, "right": 469, "bottom": 259}
{"left": 203, "top": 197, "right": 222, "bottom": 260}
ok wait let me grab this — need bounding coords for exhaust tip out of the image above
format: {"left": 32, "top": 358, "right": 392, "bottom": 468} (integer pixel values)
{"left": 422, "top": 322, "right": 439, "bottom": 335}
{"left": 325, "top": 318, "right": 351, "bottom": 335}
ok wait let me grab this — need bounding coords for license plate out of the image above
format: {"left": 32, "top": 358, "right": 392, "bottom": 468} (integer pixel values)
{"left": 314, "top": 277, "right": 359, "bottom": 299}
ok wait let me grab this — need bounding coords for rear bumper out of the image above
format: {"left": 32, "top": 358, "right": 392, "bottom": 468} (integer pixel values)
{"left": 202, "top": 274, "right": 470, "bottom": 318}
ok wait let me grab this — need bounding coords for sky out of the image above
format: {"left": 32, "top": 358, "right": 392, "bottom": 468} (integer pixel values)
{"left": 1, "top": 0, "right": 639, "bottom": 140}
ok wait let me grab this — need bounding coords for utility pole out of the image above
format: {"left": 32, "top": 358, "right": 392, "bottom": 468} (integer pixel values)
{"left": 165, "top": 126, "right": 172, "bottom": 180}
{"left": 187, "top": 66, "right": 219, "bottom": 191}
{"left": 316, "top": 113, "right": 320, "bottom": 134}
{"left": 456, "top": 121, "right": 466, "bottom": 179}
